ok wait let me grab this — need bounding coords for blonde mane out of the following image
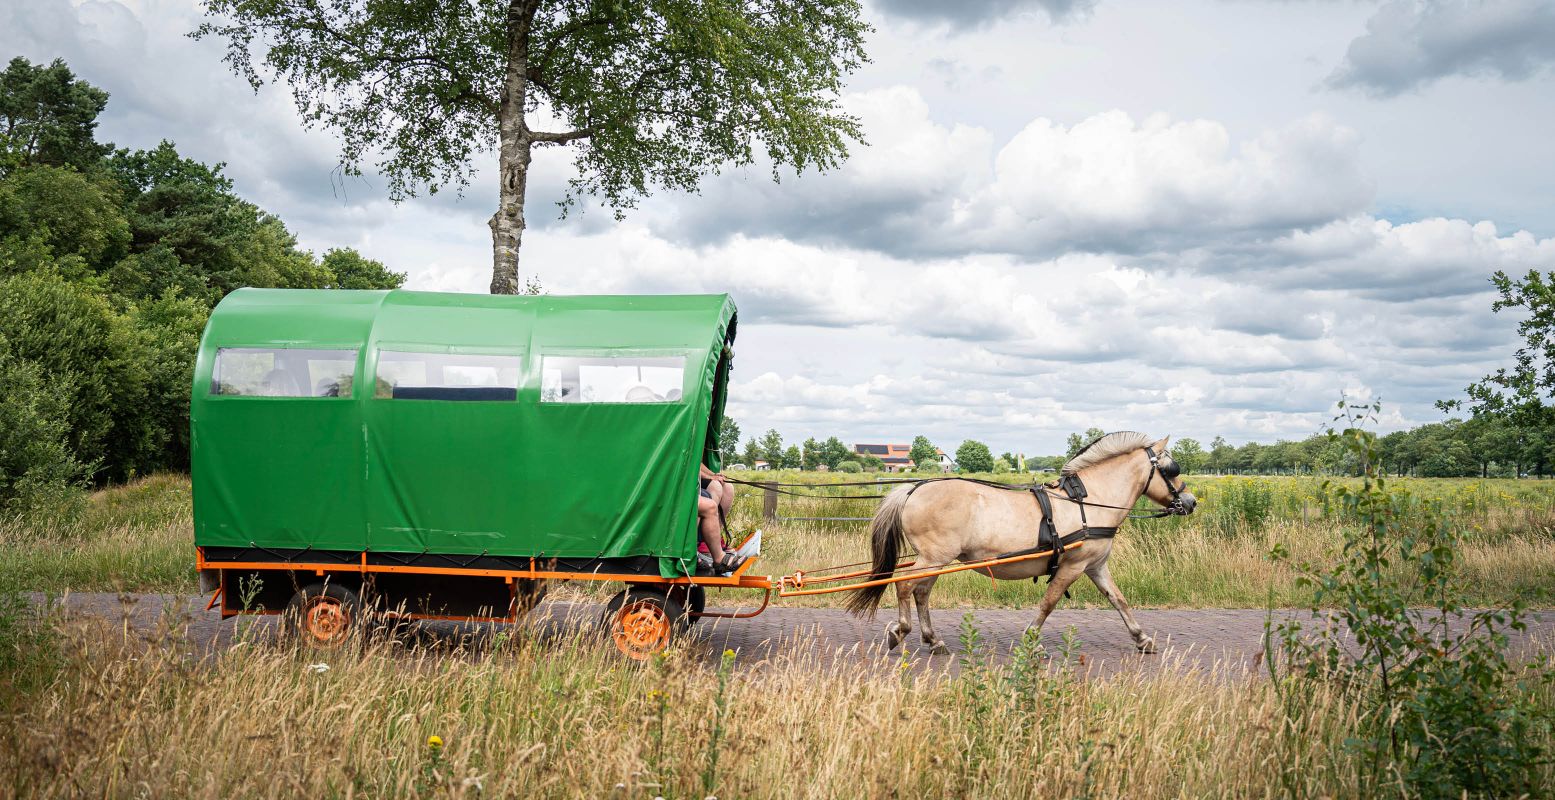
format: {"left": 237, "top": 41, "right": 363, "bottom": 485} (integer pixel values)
{"left": 1061, "top": 431, "right": 1155, "bottom": 475}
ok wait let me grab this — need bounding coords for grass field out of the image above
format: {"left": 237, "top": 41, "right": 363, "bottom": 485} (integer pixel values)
{"left": 3, "top": 472, "right": 1553, "bottom": 610}
{"left": 4, "top": 605, "right": 1549, "bottom": 799}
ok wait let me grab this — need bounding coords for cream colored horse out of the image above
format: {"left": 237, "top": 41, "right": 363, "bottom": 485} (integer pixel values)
{"left": 844, "top": 433, "right": 1196, "bottom": 654}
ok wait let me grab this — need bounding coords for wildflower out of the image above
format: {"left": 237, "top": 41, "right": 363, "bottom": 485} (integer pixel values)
{"left": 427, "top": 734, "right": 444, "bottom": 751}
{"left": 306, "top": 662, "right": 329, "bottom": 674}
{"left": 722, "top": 649, "right": 735, "bottom": 659}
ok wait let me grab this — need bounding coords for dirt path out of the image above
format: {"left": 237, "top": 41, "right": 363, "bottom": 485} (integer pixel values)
{"left": 33, "top": 592, "right": 1555, "bottom": 678}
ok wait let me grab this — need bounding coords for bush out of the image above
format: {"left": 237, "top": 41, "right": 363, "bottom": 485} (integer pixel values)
{"left": 0, "top": 270, "right": 151, "bottom": 481}
{"left": 0, "top": 334, "right": 86, "bottom": 515}
{"left": 1272, "top": 405, "right": 1553, "bottom": 798}
{"left": 835, "top": 460, "right": 862, "bottom": 473}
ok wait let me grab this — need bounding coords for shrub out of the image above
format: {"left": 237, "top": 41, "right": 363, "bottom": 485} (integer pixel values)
{"left": 0, "top": 334, "right": 86, "bottom": 515}
{"left": 1271, "top": 403, "right": 1553, "bottom": 798}
{"left": 835, "top": 460, "right": 861, "bottom": 473}
{"left": 0, "top": 270, "right": 151, "bottom": 481}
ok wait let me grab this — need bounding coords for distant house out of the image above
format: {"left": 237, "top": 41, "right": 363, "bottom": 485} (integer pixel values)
{"left": 751, "top": 460, "right": 771, "bottom": 471}
{"left": 852, "top": 443, "right": 955, "bottom": 473}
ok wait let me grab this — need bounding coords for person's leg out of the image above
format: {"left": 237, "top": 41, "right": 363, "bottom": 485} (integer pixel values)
{"left": 697, "top": 494, "right": 728, "bottom": 562}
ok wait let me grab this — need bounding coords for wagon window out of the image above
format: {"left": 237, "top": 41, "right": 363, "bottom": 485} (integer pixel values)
{"left": 540, "top": 355, "right": 687, "bottom": 403}
{"left": 211, "top": 348, "right": 357, "bottom": 397}
{"left": 375, "top": 351, "right": 521, "bottom": 401}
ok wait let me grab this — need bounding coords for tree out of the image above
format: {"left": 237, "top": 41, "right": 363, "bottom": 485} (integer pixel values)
{"left": 1443, "top": 268, "right": 1555, "bottom": 477}
{"left": 908, "top": 435, "right": 939, "bottom": 470}
{"left": 0, "top": 57, "right": 110, "bottom": 175}
{"left": 954, "top": 440, "right": 994, "bottom": 473}
{"left": 740, "top": 437, "right": 762, "bottom": 468}
{"left": 801, "top": 437, "right": 821, "bottom": 471}
{"left": 821, "top": 436, "right": 852, "bottom": 470}
{"left": 857, "top": 452, "right": 885, "bottom": 471}
{"left": 759, "top": 428, "right": 785, "bottom": 465}
{"left": 1065, "top": 427, "right": 1107, "bottom": 458}
{"left": 1208, "top": 436, "right": 1233, "bottom": 474}
{"left": 197, "top": 1, "right": 870, "bottom": 294}
{"left": 321, "top": 248, "right": 406, "bottom": 290}
{"left": 781, "top": 444, "right": 803, "bottom": 470}
{"left": 717, "top": 416, "right": 740, "bottom": 467}
{"left": 1168, "top": 437, "right": 1205, "bottom": 474}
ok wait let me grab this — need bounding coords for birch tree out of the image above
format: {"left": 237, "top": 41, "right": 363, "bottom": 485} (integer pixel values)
{"left": 196, "top": 0, "right": 870, "bottom": 294}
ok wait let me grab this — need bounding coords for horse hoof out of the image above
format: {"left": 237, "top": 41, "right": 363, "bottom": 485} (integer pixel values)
{"left": 929, "top": 641, "right": 951, "bottom": 656}
{"left": 885, "top": 623, "right": 905, "bottom": 650}
{"left": 1136, "top": 637, "right": 1158, "bottom": 655}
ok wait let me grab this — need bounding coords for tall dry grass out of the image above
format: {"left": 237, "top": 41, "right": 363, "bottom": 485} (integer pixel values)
{"left": 14, "top": 609, "right": 1517, "bottom": 799}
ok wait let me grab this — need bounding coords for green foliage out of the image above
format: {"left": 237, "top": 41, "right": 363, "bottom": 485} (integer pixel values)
{"left": 196, "top": 0, "right": 871, "bottom": 205}
{"left": 834, "top": 460, "right": 862, "bottom": 473}
{"left": 909, "top": 435, "right": 938, "bottom": 470}
{"left": 1065, "top": 427, "right": 1107, "bottom": 459}
{"left": 801, "top": 436, "right": 821, "bottom": 470}
{"left": 857, "top": 452, "right": 885, "bottom": 471}
{"left": 320, "top": 247, "right": 405, "bottom": 290}
{"left": 716, "top": 416, "right": 740, "bottom": 467}
{"left": 759, "top": 429, "right": 785, "bottom": 465}
{"left": 1169, "top": 437, "right": 1206, "bottom": 474}
{"left": 781, "top": 445, "right": 803, "bottom": 470}
{"left": 1272, "top": 402, "right": 1553, "bottom": 798}
{"left": 0, "top": 57, "right": 110, "bottom": 174}
{"left": 0, "top": 60, "right": 408, "bottom": 493}
{"left": 0, "top": 334, "right": 86, "bottom": 515}
{"left": 740, "top": 437, "right": 762, "bottom": 468}
{"left": 954, "top": 439, "right": 994, "bottom": 473}
{"left": 0, "top": 271, "right": 151, "bottom": 481}
{"left": 0, "top": 165, "right": 130, "bottom": 274}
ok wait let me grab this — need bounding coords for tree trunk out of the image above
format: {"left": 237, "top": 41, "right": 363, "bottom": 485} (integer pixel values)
{"left": 489, "top": 1, "right": 536, "bottom": 295}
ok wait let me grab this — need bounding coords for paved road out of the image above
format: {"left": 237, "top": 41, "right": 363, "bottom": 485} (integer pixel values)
{"left": 33, "top": 592, "right": 1555, "bottom": 679}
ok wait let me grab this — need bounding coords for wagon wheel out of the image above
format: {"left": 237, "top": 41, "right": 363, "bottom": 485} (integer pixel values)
{"left": 284, "top": 583, "right": 361, "bottom": 649}
{"left": 603, "top": 589, "right": 684, "bottom": 661}
{"left": 665, "top": 584, "right": 706, "bottom": 627}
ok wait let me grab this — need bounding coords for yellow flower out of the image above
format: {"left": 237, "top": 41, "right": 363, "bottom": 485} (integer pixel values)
{"left": 723, "top": 649, "right": 736, "bottom": 659}
{"left": 427, "top": 735, "right": 443, "bottom": 750}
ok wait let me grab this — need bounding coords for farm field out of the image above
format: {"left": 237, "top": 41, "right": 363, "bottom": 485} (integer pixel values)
{"left": 5, "top": 471, "right": 1554, "bottom": 610}
{"left": 4, "top": 474, "right": 1555, "bottom": 798}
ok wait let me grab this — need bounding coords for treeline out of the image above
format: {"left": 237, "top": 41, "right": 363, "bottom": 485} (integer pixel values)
{"left": 1179, "top": 416, "right": 1553, "bottom": 479}
{"left": 724, "top": 415, "right": 1554, "bottom": 480}
{"left": 0, "top": 58, "right": 404, "bottom": 513}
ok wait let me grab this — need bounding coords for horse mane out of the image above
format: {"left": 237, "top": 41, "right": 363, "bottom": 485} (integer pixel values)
{"left": 1061, "top": 431, "right": 1155, "bottom": 476}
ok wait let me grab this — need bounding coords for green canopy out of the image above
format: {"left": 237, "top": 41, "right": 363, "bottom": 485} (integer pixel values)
{"left": 192, "top": 289, "right": 737, "bottom": 577}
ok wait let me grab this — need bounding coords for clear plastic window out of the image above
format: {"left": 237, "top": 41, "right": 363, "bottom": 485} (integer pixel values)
{"left": 375, "top": 351, "right": 521, "bottom": 401}
{"left": 211, "top": 348, "right": 357, "bottom": 397}
{"left": 540, "top": 355, "right": 687, "bottom": 403}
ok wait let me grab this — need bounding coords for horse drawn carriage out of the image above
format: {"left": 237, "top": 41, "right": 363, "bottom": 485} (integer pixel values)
{"left": 194, "top": 289, "right": 1194, "bottom": 659}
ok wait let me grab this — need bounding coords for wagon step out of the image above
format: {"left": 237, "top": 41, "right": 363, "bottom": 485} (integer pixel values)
{"left": 776, "top": 541, "right": 1086, "bottom": 597}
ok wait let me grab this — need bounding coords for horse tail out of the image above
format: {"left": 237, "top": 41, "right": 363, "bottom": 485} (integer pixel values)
{"left": 845, "top": 485, "right": 912, "bottom": 617}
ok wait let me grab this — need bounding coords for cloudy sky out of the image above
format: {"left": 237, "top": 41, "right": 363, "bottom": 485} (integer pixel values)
{"left": 6, "top": 0, "right": 1555, "bottom": 456}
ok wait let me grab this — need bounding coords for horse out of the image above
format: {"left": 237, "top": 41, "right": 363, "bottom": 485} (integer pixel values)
{"left": 844, "top": 432, "right": 1196, "bottom": 655}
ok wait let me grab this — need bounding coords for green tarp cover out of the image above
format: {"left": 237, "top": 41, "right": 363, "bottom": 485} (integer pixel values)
{"left": 192, "top": 289, "right": 737, "bottom": 577}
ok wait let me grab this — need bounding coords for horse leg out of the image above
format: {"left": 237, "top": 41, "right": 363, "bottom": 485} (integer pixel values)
{"left": 885, "top": 577, "right": 914, "bottom": 651}
{"left": 1086, "top": 561, "right": 1156, "bottom": 654}
{"left": 912, "top": 574, "right": 950, "bottom": 655}
{"left": 1024, "top": 558, "right": 1088, "bottom": 640}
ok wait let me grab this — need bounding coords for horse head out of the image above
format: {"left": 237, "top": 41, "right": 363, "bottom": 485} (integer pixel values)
{"left": 1139, "top": 436, "right": 1197, "bottom": 515}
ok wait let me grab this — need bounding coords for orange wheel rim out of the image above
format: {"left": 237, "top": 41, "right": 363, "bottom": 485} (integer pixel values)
{"left": 612, "top": 601, "right": 672, "bottom": 660}
{"left": 302, "top": 598, "right": 350, "bottom": 646}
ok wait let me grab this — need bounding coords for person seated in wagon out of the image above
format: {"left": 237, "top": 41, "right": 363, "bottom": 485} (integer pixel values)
{"left": 698, "top": 463, "right": 745, "bottom": 574}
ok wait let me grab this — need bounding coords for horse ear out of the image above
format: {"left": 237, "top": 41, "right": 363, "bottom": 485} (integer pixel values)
{"left": 1152, "top": 435, "right": 1170, "bottom": 452}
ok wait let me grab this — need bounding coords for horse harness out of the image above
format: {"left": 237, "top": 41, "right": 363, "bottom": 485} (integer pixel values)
{"left": 997, "top": 444, "right": 1185, "bottom": 587}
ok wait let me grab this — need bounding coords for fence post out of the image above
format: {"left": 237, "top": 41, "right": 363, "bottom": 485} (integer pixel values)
{"left": 761, "top": 482, "right": 778, "bottom": 522}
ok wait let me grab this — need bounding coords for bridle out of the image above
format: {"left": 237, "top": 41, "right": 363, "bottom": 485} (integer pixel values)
{"left": 1141, "top": 445, "right": 1191, "bottom": 516}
